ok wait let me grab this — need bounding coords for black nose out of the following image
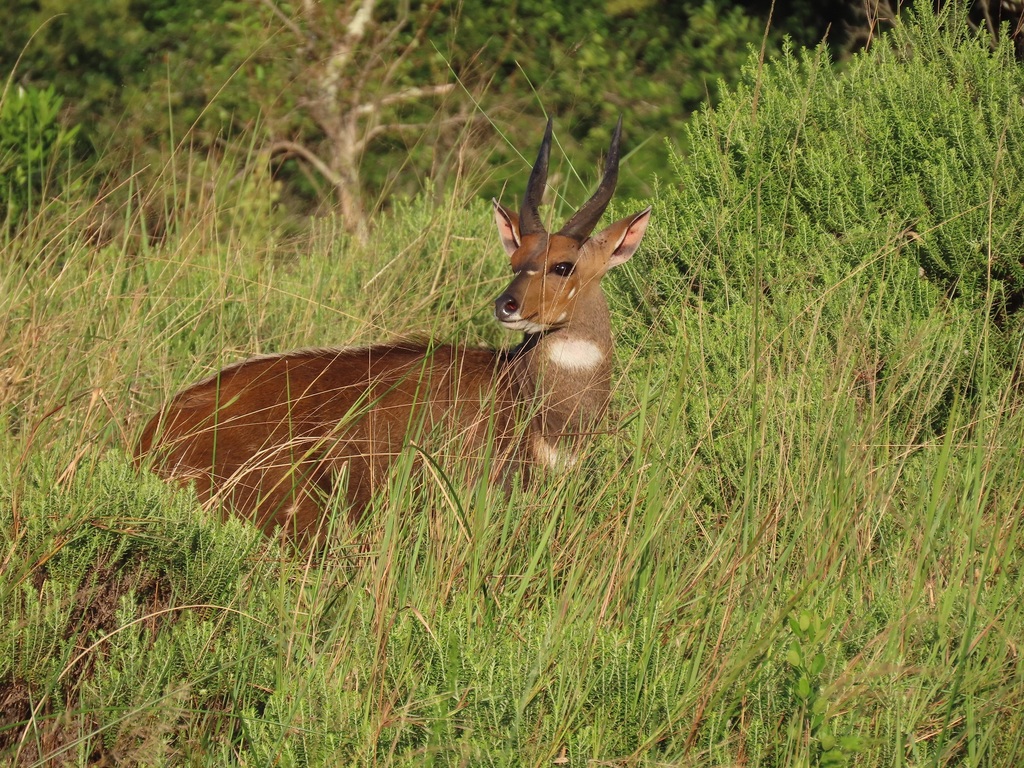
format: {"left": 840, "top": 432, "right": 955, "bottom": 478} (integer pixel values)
{"left": 494, "top": 293, "right": 519, "bottom": 322}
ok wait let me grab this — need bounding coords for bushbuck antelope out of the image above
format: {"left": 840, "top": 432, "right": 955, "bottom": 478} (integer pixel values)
{"left": 136, "top": 119, "right": 651, "bottom": 538}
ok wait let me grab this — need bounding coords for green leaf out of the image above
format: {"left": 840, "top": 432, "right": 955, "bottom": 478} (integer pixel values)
{"left": 810, "top": 652, "right": 826, "bottom": 676}
{"left": 820, "top": 748, "right": 847, "bottom": 767}
{"left": 788, "top": 614, "right": 801, "bottom": 635}
{"left": 838, "top": 735, "right": 866, "bottom": 752}
{"left": 796, "top": 675, "right": 811, "bottom": 700}
{"left": 787, "top": 644, "right": 802, "bottom": 668}
{"left": 799, "top": 611, "right": 812, "bottom": 633}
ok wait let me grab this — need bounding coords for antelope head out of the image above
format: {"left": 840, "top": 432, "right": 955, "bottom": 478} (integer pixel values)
{"left": 492, "top": 118, "right": 651, "bottom": 333}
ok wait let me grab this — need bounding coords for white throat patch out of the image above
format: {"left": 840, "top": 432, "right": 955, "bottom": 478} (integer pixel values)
{"left": 545, "top": 337, "right": 605, "bottom": 371}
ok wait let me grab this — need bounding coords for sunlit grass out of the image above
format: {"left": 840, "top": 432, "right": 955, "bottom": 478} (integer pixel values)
{"left": 3, "top": 9, "right": 1024, "bottom": 766}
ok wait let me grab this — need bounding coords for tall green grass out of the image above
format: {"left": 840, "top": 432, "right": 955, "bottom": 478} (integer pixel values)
{"left": 3, "top": 7, "right": 1024, "bottom": 766}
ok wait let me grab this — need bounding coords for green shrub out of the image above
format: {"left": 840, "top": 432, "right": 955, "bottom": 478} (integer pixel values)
{"left": 612, "top": 7, "right": 1024, "bottom": 499}
{"left": 0, "top": 83, "right": 80, "bottom": 223}
{"left": 663, "top": 6, "right": 1022, "bottom": 334}
{"left": 0, "top": 447, "right": 275, "bottom": 763}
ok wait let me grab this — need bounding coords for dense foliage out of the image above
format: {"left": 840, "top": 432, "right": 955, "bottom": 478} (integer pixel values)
{"left": 3, "top": 1, "right": 1022, "bottom": 234}
{"left": 0, "top": 84, "right": 79, "bottom": 223}
{"left": 2, "top": 6, "right": 1024, "bottom": 765}
{"left": 0, "top": 1, "right": 780, "bottom": 223}
{"left": 0, "top": 0, "right": 929, "bottom": 231}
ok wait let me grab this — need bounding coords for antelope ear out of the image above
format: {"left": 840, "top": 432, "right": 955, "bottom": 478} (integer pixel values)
{"left": 493, "top": 199, "right": 521, "bottom": 256}
{"left": 597, "top": 207, "right": 652, "bottom": 269}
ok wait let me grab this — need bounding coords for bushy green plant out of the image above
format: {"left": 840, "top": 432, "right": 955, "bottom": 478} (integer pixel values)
{"left": 652, "top": 14, "right": 1024, "bottom": 321}
{"left": 0, "top": 446, "right": 275, "bottom": 763}
{"left": 611, "top": 6, "right": 1024, "bottom": 517}
{"left": 0, "top": 83, "right": 79, "bottom": 223}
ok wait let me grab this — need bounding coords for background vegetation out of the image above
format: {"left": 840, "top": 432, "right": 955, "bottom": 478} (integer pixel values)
{"left": 3, "top": 0, "right": 1020, "bottom": 235}
{"left": 2, "top": 2, "right": 1024, "bottom": 766}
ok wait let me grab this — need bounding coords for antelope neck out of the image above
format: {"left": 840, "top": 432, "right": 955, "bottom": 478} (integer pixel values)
{"left": 504, "top": 324, "right": 609, "bottom": 369}
{"left": 500, "top": 292, "right": 613, "bottom": 427}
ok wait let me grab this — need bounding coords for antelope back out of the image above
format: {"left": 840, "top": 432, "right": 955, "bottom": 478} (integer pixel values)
{"left": 136, "top": 345, "right": 525, "bottom": 538}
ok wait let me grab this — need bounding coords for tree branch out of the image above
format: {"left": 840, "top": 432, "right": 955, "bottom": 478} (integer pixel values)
{"left": 268, "top": 140, "right": 347, "bottom": 190}
{"left": 258, "top": 0, "right": 314, "bottom": 45}
{"left": 346, "top": 0, "right": 376, "bottom": 41}
{"left": 359, "top": 113, "right": 468, "bottom": 151}
{"left": 324, "top": 0, "right": 379, "bottom": 106}
{"left": 353, "top": 83, "right": 456, "bottom": 117}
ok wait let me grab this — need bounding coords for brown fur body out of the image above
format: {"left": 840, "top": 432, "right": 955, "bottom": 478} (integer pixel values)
{"left": 138, "top": 344, "right": 515, "bottom": 535}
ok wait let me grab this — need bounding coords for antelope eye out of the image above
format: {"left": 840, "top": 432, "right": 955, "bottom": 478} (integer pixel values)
{"left": 551, "top": 262, "right": 575, "bottom": 277}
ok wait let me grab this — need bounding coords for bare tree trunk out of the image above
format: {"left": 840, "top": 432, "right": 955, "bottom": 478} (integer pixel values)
{"left": 261, "top": 0, "right": 456, "bottom": 241}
